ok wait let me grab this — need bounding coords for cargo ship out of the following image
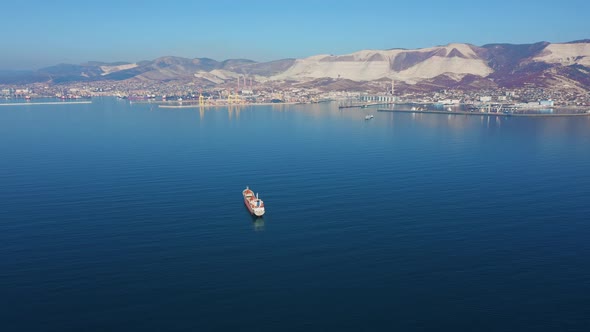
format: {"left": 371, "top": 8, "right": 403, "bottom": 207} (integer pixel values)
{"left": 243, "top": 186, "right": 265, "bottom": 217}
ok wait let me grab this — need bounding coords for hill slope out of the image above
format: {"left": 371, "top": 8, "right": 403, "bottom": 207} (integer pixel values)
{"left": 1, "top": 40, "right": 589, "bottom": 91}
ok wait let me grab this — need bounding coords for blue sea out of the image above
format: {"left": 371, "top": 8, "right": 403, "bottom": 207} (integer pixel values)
{"left": 1, "top": 98, "right": 590, "bottom": 331}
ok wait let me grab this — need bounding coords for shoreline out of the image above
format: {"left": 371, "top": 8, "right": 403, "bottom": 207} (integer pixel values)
{"left": 0, "top": 101, "right": 92, "bottom": 106}
{"left": 158, "top": 102, "right": 302, "bottom": 109}
{"left": 377, "top": 108, "right": 590, "bottom": 117}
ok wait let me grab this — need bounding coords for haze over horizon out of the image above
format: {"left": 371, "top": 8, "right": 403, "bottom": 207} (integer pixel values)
{"left": 2, "top": 0, "right": 589, "bottom": 70}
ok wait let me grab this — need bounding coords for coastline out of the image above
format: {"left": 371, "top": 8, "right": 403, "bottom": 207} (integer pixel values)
{"left": 377, "top": 108, "right": 590, "bottom": 117}
{"left": 158, "top": 102, "right": 302, "bottom": 109}
{"left": 0, "top": 101, "right": 92, "bottom": 106}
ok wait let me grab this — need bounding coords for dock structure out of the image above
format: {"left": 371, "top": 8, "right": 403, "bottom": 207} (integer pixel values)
{"left": 359, "top": 94, "right": 396, "bottom": 104}
{"left": 339, "top": 94, "right": 396, "bottom": 109}
{"left": 469, "top": 103, "right": 520, "bottom": 113}
{"left": 338, "top": 102, "right": 392, "bottom": 109}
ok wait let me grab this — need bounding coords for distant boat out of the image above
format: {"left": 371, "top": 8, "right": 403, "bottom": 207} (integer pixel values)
{"left": 365, "top": 114, "right": 374, "bottom": 120}
{"left": 243, "top": 186, "right": 265, "bottom": 217}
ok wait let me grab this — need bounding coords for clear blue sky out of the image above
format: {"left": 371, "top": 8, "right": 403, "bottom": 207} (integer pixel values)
{"left": 1, "top": 0, "right": 589, "bottom": 69}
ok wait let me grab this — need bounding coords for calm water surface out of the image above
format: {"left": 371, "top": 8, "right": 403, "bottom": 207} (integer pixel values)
{"left": 1, "top": 98, "right": 590, "bottom": 331}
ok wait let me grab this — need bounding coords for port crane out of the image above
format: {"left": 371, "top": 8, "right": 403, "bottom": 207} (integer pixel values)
{"left": 199, "top": 88, "right": 205, "bottom": 106}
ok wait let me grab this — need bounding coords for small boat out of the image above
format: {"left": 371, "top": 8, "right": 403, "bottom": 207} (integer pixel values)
{"left": 243, "top": 186, "right": 265, "bottom": 217}
{"left": 365, "top": 114, "right": 374, "bottom": 120}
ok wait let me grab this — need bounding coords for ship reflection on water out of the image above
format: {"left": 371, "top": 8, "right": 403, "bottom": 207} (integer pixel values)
{"left": 251, "top": 216, "right": 265, "bottom": 231}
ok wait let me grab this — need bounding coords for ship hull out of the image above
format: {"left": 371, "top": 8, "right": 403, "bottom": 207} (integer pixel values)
{"left": 244, "top": 200, "right": 265, "bottom": 217}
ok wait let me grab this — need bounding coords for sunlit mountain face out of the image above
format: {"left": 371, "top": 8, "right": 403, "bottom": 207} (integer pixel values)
{"left": 2, "top": 40, "right": 590, "bottom": 92}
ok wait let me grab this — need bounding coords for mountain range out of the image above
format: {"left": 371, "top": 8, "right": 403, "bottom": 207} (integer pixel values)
{"left": 2, "top": 40, "right": 590, "bottom": 92}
